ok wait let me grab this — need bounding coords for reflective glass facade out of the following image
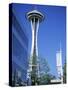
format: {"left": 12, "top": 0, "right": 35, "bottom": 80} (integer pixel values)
{"left": 10, "top": 6, "right": 29, "bottom": 86}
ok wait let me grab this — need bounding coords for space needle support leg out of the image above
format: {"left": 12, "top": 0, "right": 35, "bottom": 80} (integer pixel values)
{"left": 36, "top": 19, "right": 39, "bottom": 57}
{"left": 31, "top": 20, "right": 34, "bottom": 58}
{"left": 36, "top": 19, "right": 40, "bottom": 78}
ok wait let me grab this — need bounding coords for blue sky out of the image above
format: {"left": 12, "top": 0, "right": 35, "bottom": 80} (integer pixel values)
{"left": 12, "top": 3, "right": 66, "bottom": 77}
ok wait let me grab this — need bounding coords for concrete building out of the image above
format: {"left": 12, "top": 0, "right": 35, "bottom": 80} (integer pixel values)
{"left": 51, "top": 44, "right": 63, "bottom": 84}
{"left": 56, "top": 44, "right": 63, "bottom": 83}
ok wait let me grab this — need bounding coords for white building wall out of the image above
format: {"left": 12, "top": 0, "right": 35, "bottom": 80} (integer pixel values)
{"left": 56, "top": 47, "right": 63, "bottom": 83}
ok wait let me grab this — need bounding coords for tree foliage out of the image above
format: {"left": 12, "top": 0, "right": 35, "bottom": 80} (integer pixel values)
{"left": 39, "top": 57, "right": 50, "bottom": 76}
{"left": 63, "top": 61, "right": 66, "bottom": 83}
{"left": 39, "top": 74, "right": 56, "bottom": 85}
{"left": 38, "top": 56, "right": 56, "bottom": 85}
{"left": 29, "top": 56, "right": 56, "bottom": 85}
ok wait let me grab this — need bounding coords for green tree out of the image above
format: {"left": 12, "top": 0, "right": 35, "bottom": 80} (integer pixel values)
{"left": 39, "top": 73, "right": 56, "bottom": 85}
{"left": 28, "top": 56, "right": 56, "bottom": 85}
{"left": 63, "top": 61, "right": 66, "bottom": 83}
{"left": 38, "top": 57, "right": 56, "bottom": 85}
{"left": 29, "top": 55, "right": 38, "bottom": 85}
{"left": 39, "top": 57, "right": 50, "bottom": 76}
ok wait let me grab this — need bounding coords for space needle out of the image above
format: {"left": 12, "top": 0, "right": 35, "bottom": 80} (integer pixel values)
{"left": 27, "top": 10, "right": 44, "bottom": 85}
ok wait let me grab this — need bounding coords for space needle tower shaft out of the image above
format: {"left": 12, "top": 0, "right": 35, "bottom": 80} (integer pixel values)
{"left": 27, "top": 10, "right": 44, "bottom": 85}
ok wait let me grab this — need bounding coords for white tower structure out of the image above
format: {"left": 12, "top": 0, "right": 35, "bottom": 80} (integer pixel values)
{"left": 27, "top": 10, "right": 44, "bottom": 85}
{"left": 56, "top": 44, "right": 63, "bottom": 83}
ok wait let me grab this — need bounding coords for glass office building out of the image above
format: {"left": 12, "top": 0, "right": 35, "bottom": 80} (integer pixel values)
{"left": 12, "top": 9, "right": 29, "bottom": 86}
